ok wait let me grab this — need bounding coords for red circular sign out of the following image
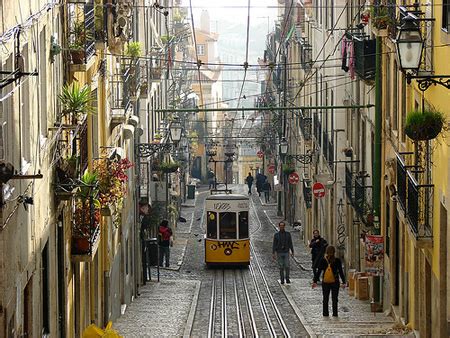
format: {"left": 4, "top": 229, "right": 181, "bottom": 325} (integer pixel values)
{"left": 257, "top": 151, "right": 264, "bottom": 159}
{"left": 312, "top": 182, "right": 326, "bottom": 198}
{"left": 268, "top": 164, "right": 276, "bottom": 174}
{"left": 288, "top": 172, "right": 300, "bottom": 185}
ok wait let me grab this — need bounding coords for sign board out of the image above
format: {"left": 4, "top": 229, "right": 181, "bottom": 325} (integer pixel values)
{"left": 257, "top": 150, "right": 264, "bottom": 159}
{"left": 312, "top": 182, "right": 326, "bottom": 198}
{"left": 268, "top": 164, "right": 276, "bottom": 174}
{"left": 365, "top": 235, "right": 384, "bottom": 276}
{"left": 288, "top": 172, "right": 300, "bottom": 185}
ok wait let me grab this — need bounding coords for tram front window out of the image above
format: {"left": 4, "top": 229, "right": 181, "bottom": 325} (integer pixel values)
{"left": 239, "top": 211, "right": 249, "bottom": 239}
{"left": 207, "top": 212, "right": 217, "bottom": 239}
{"left": 219, "top": 212, "right": 237, "bottom": 239}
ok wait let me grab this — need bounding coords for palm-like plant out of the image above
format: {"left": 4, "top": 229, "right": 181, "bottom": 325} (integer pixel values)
{"left": 58, "top": 82, "right": 94, "bottom": 122}
{"left": 125, "top": 41, "right": 142, "bottom": 58}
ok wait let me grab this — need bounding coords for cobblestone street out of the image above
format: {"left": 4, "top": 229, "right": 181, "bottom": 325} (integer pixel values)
{"left": 112, "top": 185, "right": 408, "bottom": 337}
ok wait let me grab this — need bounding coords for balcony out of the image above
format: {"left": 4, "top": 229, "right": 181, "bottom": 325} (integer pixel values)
{"left": 68, "top": 3, "right": 96, "bottom": 72}
{"left": 313, "top": 115, "right": 322, "bottom": 147}
{"left": 299, "top": 37, "right": 312, "bottom": 70}
{"left": 109, "top": 60, "right": 133, "bottom": 127}
{"left": 302, "top": 176, "right": 312, "bottom": 209}
{"left": 345, "top": 32, "right": 376, "bottom": 81}
{"left": 123, "top": 58, "right": 141, "bottom": 102}
{"left": 322, "top": 130, "right": 334, "bottom": 169}
{"left": 396, "top": 153, "right": 433, "bottom": 245}
{"left": 72, "top": 196, "right": 101, "bottom": 262}
{"left": 345, "top": 166, "right": 373, "bottom": 225}
{"left": 299, "top": 111, "right": 312, "bottom": 141}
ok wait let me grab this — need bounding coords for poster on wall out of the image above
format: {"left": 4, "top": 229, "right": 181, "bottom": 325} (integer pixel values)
{"left": 365, "top": 235, "right": 384, "bottom": 276}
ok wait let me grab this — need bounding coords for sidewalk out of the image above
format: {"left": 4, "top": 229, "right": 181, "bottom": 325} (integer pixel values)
{"left": 261, "top": 203, "right": 410, "bottom": 337}
{"left": 113, "top": 280, "right": 200, "bottom": 337}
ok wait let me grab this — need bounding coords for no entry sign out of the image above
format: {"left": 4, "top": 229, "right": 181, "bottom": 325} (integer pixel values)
{"left": 257, "top": 150, "right": 264, "bottom": 159}
{"left": 288, "top": 172, "right": 300, "bottom": 185}
{"left": 268, "top": 164, "right": 276, "bottom": 174}
{"left": 312, "top": 182, "right": 326, "bottom": 198}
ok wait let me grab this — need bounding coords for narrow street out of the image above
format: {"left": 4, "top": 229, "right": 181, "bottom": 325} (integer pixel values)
{"left": 114, "top": 185, "right": 401, "bottom": 337}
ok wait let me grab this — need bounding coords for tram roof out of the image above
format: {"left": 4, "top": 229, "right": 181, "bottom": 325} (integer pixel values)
{"left": 205, "top": 194, "right": 249, "bottom": 201}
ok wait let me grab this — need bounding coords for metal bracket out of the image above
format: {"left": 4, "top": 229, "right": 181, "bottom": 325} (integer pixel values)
{"left": 286, "top": 153, "right": 313, "bottom": 165}
{"left": 406, "top": 74, "right": 450, "bottom": 91}
{"left": 136, "top": 143, "right": 173, "bottom": 158}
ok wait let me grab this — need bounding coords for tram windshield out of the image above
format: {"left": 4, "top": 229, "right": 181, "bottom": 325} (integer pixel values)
{"left": 219, "top": 212, "right": 237, "bottom": 239}
{"left": 239, "top": 211, "right": 249, "bottom": 239}
{"left": 207, "top": 212, "right": 217, "bottom": 239}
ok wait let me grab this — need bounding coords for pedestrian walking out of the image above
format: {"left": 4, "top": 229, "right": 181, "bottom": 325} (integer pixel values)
{"left": 309, "top": 229, "right": 328, "bottom": 280}
{"left": 262, "top": 178, "right": 271, "bottom": 203}
{"left": 312, "top": 245, "right": 346, "bottom": 317}
{"left": 244, "top": 172, "right": 254, "bottom": 195}
{"left": 158, "top": 220, "right": 173, "bottom": 267}
{"left": 272, "top": 221, "right": 294, "bottom": 284}
{"left": 256, "top": 172, "right": 266, "bottom": 196}
{"left": 207, "top": 168, "right": 215, "bottom": 189}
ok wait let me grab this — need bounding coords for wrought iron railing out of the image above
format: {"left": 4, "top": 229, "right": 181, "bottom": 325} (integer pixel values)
{"left": 109, "top": 60, "right": 131, "bottom": 112}
{"left": 123, "top": 58, "right": 141, "bottom": 100}
{"left": 72, "top": 195, "right": 101, "bottom": 257}
{"left": 313, "top": 115, "right": 322, "bottom": 147}
{"left": 68, "top": 3, "right": 96, "bottom": 64}
{"left": 78, "top": 120, "right": 88, "bottom": 174}
{"left": 406, "top": 172, "right": 433, "bottom": 239}
{"left": 303, "top": 177, "right": 312, "bottom": 209}
{"left": 299, "top": 111, "right": 312, "bottom": 141}
{"left": 322, "top": 130, "right": 334, "bottom": 168}
{"left": 299, "top": 37, "right": 312, "bottom": 70}
{"left": 396, "top": 154, "right": 407, "bottom": 211}
{"left": 345, "top": 166, "right": 353, "bottom": 203}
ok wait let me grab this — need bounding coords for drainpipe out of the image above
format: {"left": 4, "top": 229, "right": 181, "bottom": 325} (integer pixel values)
{"left": 372, "top": 36, "right": 382, "bottom": 305}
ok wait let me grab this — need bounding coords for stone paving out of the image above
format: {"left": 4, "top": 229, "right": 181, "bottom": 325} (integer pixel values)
{"left": 113, "top": 279, "right": 200, "bottom": 337}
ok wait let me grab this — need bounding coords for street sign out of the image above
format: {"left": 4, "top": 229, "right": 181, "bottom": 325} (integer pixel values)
{"left": 268, "top": 164, "right": 276, "bottom": 174}
{"left": 288, "top": 172, "right": 300, "bottom": 185}
{"left": 257, "top": 150, "right": 264, "bottom": 159}
{"left": 312, "top": 182, "right": 326, "bottom": 198}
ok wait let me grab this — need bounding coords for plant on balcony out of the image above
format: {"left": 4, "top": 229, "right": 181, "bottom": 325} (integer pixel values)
{"left": 370, "top": 5, "right": 392, "bottom": 30}
{"left": 125, "top": 41, "right": 142, "bottom": 58}
{"left": 405, "top": 109, "right": 446, "bottom": 141}
{"left": 69, "top": 20, "right": 91, "bottom": 64}
{"left": 282, "top": 163, "right": 295, "bottom": 175}
{"left": 72, "top": 170, "right": 100, "bottom": 254}
{"left": 151, "top": 67, "right": 162, "bottom": 80}
{"left": 160, "top": 161, "right": 180, "bottom": 173}
{"left": 161, "top": 35, "right": 174, "bottom": 44}
{"left": 94, "top": 158, "right": 133, "bottom": 222}
{"left": 58, "top": 82, "right": 94, "bottom": 123}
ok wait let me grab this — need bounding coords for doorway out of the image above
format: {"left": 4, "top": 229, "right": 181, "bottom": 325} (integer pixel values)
{"left": 57, "top": 217, "right": 66, "bottom": 337}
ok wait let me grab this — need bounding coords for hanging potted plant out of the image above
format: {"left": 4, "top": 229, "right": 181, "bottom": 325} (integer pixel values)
{"left": 405, "top": 109, "right": 446, "bottom": 141}
{"left": 58, "top": 82, "right": 94, "bottom": 124}
{"left": 160, "top": 161, "right": 180, "bottom": 173}
{"left": 69, "top": 20, "right": 91, "bottom": 64}
{"left": 370, "top": 5, "right": 392, "bottom": 34}
{"left": 282, "top": 163, "right": 295, "bottom": 175}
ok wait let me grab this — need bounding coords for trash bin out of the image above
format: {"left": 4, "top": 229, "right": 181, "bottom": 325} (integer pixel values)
{"left": 187, "top": 184, "right": 196, "bottom": 199}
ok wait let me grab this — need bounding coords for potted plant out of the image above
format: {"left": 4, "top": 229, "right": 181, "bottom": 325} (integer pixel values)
{"left": 160, "top": 161, "right": 180, "bottom": 173}
{"left": 282, "top": 163, "right": 295, "bottom": 175}
{"left": 69, "top": 20, "right": 91, "bottom": 64}
{"left": 125, "top": 41, "right": 142, "bottom": 58}
{"left": 58, "top": 82, "right": 94, "bottom": 124}
{"left": 94, "top": 158, "right": 133, "bottom": 219}
{"left": 370, "top": 5, "right": 392, "bottom": 32}
{"left": 405, "top": 109, "right": 446, "bottom": 141}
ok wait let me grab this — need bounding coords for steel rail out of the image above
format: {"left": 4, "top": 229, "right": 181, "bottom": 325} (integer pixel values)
{"left": 250, "top": 198, "right": 292, "bottom": 338}
{"left": 222, "top": 269, "right": 228, "bottom": 337}
{"left": 233, "top": 270, "right": 245, "bottom": 338}
{"left": 207, "top": 270, "right": 217, "bottom": 338}
{"left": 238, "top": 269, "right": 259, "bottom": 337}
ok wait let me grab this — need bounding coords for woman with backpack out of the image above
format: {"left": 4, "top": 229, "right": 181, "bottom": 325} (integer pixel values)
{"left": 312, "top": 245, "right": 346, "bottom": 317}
{"left": 158, "top": 220, "right": 173, "bottom": 267}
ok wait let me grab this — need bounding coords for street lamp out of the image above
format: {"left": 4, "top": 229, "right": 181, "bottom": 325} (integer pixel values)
{"left": 169, "top": 117, "right": 182, "bottom": 144}
{"left": 395, "top": 15, "right": 423, "bottom": 71}
{"left": 279, "top": 137, "right": 288, "bottom": 157}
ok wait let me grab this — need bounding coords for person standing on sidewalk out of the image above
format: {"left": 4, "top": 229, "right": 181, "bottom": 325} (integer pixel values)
{"left": 244, "top": 172, "right": 254, "bottom": 195}
{"left": 312, "top": 245, "right": 346, "bottom": 317}
{"left": 158, "top": 220, "right": 173, "bottom": 267}
{"left": 309, "top": 229, "right": 328, "bottom": 280}
{"left": 272, "top": 221, "right": 294, "bottom": 284}
{"left": 262, "top": 178, "right": 272, "bottom": 203}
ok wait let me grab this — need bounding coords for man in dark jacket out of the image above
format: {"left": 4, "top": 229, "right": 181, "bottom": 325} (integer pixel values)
{"left": 244, "top": 172, "right": 254, "bottom": 195}
{"left": 272, "top": 221, "right": 294, "bottom": 284}
{"left": 309, "top": 229, "right": 328, "bottom": 280}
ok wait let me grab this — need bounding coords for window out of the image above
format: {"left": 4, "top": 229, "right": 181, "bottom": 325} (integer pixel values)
{"left": 207, "top": 211, "right": 217, "bottom": 238}
{"left": 196, "top": 44, "right": 205, "bottom": 56}
{"left": 239, "top": 212, "right": 249, "bottom": 239}
{"left": 443, "top": 0, "right": 449, "bottom": 32}
{"left": 392, "top": 62, "right": 398, "bottom": 131}
{"left": 219, "top": 212, "right": 237, "bottom": 239}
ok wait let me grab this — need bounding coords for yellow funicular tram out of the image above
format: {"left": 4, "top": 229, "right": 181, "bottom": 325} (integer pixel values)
{"left": 204, "top": 194, "right": 250, "bottom": 266}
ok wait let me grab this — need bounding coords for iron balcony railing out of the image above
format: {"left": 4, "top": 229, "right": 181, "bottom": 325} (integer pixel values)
{"left": 109, "top": 60, "right": 132, "bottom": 112}
{"left": 406, "top": 172, "right": 433, "bottom": 238}
{"left": 299, "top": 37, "right": 313, "bottom": 70}
{"left": 68, "top": 3, "right": 96, "bottom": 64}
{"left": 303, "top": 177, "right": 312, "bottom": 209}
{"left": 345, "top": 166, "right": 373, "bottom": 224}
{"left": 396, "top": 154, "right": 407, "bottom": 211}
{"left": 299, "top": 111, "right": 312, "bottom": 141}
{"left": 345, "top": 166, "right": 353, "bottom": 202}
{"left": 72, "top": 195, "right": 101, "bottom": 258}
{"left": 322, "top": 130, "right": 334, "bottom": 169}
{"left": 313, "top": 115, "right": 322, "bottom": 147}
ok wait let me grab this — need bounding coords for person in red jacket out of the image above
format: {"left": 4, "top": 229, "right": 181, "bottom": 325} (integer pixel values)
{"left": 158, "top": 220, "right": 173, "bottom": 267}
